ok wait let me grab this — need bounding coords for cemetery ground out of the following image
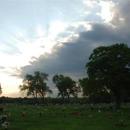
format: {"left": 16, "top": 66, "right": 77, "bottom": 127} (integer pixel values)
{"left": 0, "top": 103, "right": 130, "bottom": 130}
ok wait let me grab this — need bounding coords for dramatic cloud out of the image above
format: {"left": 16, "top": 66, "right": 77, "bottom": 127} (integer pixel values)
{"left": 1, "top": 0, "right": 130, "bottom": 97}
{"left": 17, "top": 0, "right": 130, "bottom": 87}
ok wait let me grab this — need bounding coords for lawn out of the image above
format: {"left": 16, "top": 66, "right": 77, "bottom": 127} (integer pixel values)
{"left": 0, "top": 103, "right": 130, "bottom": 130}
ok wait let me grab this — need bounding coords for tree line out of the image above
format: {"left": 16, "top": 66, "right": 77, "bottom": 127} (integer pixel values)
{"left": 1, "top": 43, "right": 130, "bottom": 109}
{"left": 19, "top": 71, "right": 81, "bottom": 103}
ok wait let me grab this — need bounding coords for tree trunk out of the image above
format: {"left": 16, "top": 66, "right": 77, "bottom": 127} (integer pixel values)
{"left": 92, "top": 93, "right": 94, "bottom": 104}
{"left": 62, "top": 96, "right": 65, "bottom": 104}
{"left": 115, "top": 94, "right": 121, "bottom": 109}
{"left": 33, "top": 92, "right": 38, "bottom": 104}
{"left": 35, "top": 97, "right": 38, "bottom": 104}
{"left": 68, "top": 94, "right": 70, "bottom": 103}
{"left": 42, "top": 95, "right": 44, "bottom": 104}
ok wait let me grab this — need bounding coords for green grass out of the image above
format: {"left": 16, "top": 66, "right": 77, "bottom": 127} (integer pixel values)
{"left": 1, "top": 104, "right": 130, "bottom": 130}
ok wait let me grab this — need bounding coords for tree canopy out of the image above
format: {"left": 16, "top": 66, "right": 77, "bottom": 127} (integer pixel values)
{"left": 52, "top": 74, "right": 80, "bottom": 103}
{"left": 19, "top": 71, "right": 52, "bottom": 103}
{"left": 85, "top": 43, "right": 130, "bottom": 108}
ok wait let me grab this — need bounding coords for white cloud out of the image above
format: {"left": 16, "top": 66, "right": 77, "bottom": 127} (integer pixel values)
{"left": 1, "top": 0, "right": 129, "bottom": 98}
{"left": 48, "top": 21, "right": 68, "bottom": 39}
{"left": 97, "top": 1, "right": 115, "bottom": 22}
{"left": 83, "top": 0, "right": 98, "bottom": 7}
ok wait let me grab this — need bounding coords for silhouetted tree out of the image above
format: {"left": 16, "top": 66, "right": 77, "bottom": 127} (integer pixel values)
{"left": 19, "top": 71, "right": 52, "bottom": 103}
{"left": 85, "top": 43, "right": 130, "bottom": 109}
{"left": 52, "top": 74, "right": 80, "bottom": 103}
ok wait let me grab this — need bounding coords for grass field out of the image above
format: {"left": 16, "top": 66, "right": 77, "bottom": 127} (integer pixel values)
{"left": 0, "top": 104, "right": 130, "bottom": 130}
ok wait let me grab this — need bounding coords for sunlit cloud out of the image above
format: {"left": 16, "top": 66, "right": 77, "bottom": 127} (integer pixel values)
{"left": 0, "top": 0, "right": 128, "bottom": 98}
{"left": 48, "top": 21, "right": 68, "bottom": 39}
{"left": 97, "top": 1, "right": 115, "bottom": 22}
{"left": 0, "top": 20, "right": 68, "bottom": 70}
{"left": 83, "top": 11, "right": 90, "bottom": 15}
{"left": 83, "top": 0, "right": 98, "bottom": 7}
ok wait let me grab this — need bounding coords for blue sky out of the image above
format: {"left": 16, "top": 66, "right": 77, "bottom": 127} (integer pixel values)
{"left": 0, "top": 0, "right": 129, "bottom": 97}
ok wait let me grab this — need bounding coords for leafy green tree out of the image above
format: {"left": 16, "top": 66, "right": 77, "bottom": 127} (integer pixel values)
{"left": 86, "top": 43, "right": 130, "bottom": 109}
{"left": 79, "top": 78, "right": 111, "bottom": 103}
{"left": 52, "top": 74, "right": 80, "bottom": 103}
{"left": 19, "top": 71, "right": 52, "bottom": 103}
{"left": 32, "top": 71, "right": 52, "bottom": 103}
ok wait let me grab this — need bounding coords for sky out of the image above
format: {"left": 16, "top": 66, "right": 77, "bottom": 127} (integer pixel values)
{"left": 0, "top": 0, "right": 130, "bottom": 98}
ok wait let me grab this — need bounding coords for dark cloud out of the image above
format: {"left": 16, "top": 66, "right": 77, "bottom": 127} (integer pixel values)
{"left": 79, "top": 23, "right": 122, "bottom": 44}
{"left": 19, "top": 40, "right": 91, "bottom": 80}
{"left": 7, "top": 0, "right": 130, "bottom": 98}
{"left": 109, "top": 0, "right": 130, "bottom": 44}
{"left": 18, "top": 39, "right": 91, "bottom": 95}
{"left": 111, "top": 0, "right": 130, "bottom": 26}
{"left": 19, "top": 23, "right": 119, "bottom": 84}
{"left": 18, "top": 1, "right": 130, "bottom": 85}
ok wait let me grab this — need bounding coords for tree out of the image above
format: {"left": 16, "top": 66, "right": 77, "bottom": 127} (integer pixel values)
{"left": 52, "top": 74, "right": 80, "bottom": 103}
{"left": 0, "top": 83, "right": 2, "bottom": 95}
{"left": 32, "top": 71, "right": 52, "bottom": 103}
{"left": 79, "top": 78, "right": 111, "bottom": 103}
{"left": 86, "top": 43, "right": 130, "bottom": 109}
{"left": 19, "top": 71, "right": 52, "bottom": 103}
